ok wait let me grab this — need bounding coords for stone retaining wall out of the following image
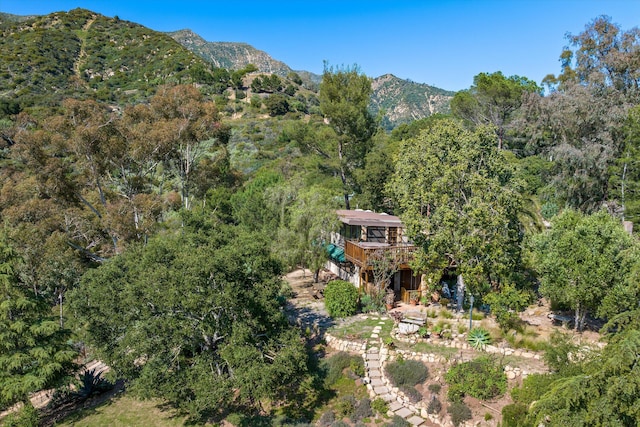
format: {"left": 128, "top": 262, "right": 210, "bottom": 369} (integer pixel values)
{"left": 325, "top": 326, "right": 545, "bottom": 427}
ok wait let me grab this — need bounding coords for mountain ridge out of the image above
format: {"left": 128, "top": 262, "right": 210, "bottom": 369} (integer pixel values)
{"left": 0, "top": 8, "right": 454, "bottom": 127}
{"left": 167, "top": 28, "right": 454, "bottom": 127}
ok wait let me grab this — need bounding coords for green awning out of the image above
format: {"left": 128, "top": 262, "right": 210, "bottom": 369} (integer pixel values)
{"left": 326, "top": 243, "right": 346, "bottom": 263}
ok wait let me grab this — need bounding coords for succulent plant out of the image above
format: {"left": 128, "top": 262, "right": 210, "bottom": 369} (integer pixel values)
{"left": 467, "top": 327, "right": 491, "bottom": 350}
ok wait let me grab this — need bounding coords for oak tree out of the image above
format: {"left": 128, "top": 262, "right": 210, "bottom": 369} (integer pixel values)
{"left": 389, "top": 119, "right": 523, "bottom": 295}
{"left": 69, "top": 219, "right": 310, "bottom": 420}
{"left": 529, "top": 209, "right": 640, "bottom": 331}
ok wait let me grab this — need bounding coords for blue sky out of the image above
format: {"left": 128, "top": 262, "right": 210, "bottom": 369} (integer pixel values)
{"left": 2, "top": 1, "right": 639, "bottom": 91}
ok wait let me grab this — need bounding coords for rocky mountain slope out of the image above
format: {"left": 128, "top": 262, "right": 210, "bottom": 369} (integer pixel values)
{"left": 371, "top": 74, "right": 454, "bottom": 128}
{"left": 168, "top": 29, "right": 293, "bottom": 76}
{"left": 0, "top": 8, "right": 454, "bottom": 127}
{"left": 168, "top": 30, "right": 454, "bottom": 127}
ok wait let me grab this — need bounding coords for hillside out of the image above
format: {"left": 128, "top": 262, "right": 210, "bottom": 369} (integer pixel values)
{"left": 0, "top": 12, "right": 36, "bottom": 23}
{"left": 168, "top": 29, "right": 296, "bottom": 77}
{"left": 371, "top": 74, "right": 454, "bottom": 129}
{"left": 168, "top": 29, "right": 453, "bottom": 127}
{"left": 0, "top": 8, "right": 453, "bottom": 128}
{"left": 0, "top": 8, "right": 216, "bottom": 107}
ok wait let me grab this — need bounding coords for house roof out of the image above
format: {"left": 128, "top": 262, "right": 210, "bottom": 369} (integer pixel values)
{"left": 336, "top": 209, "right": 404, "bottom": 228}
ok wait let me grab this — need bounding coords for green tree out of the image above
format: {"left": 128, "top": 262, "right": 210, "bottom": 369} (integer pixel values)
{"left": 543, "top": 15, "right": 640, "bottom": 94}
{"left": 274, "top": 185, "right": 340, "bottom": 282}
{"left": 264, "top": 93, "right": 290, "bottom": 116}
{"left": 389, "top": 119, "right": 523, "bottom": 295}
{"left": 529, "top": 209, "right": 640, "bottom": 331}
{"left": 529, "top": 309, "right": 640, "bottom": 426}
{"left": 149, "top": 85, "right": 230, "bottom": 211}
{"left": 0, "top": 233, "right": 76, "bottom": 409}
{"left": 319, "top": 64, "right": 377, "bottom": 209}
{"left": 353, "top": 132, "right": 399, "bottom": 212}
{"left": 278, "top": 120, "right": 342, "bottom": 191}
{"left": 69, "top": 220, "right": 310, "bottom": 420}
{"left": 610, "top": 105, "right": 640, "bottom": 224}
{"left": 484, "top": 283, "right": 532, "bottom": 331}
{"left": 518, "top": 82, "right": 628, "bottom": 212}
{"left": 451, "top": 71, "right": 541, "bottom": 150}
{"left": 522, "top": 17, "right": 640, "bottom": 214}
{"left": 287, "top": 72, "right": 303, "bottom": 86}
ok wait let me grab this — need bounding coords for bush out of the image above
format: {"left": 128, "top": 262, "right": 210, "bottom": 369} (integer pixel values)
{"left": 324, "top": 280, "right": 359, "bottom": 318}
{"left": 321, "top": 352, "right": 362, "bottom": 386}
{"left": 445, "top": 356, "right": 506, "bottom": 402}
{"left": 371, "top": 397, "right": 388, "bottom": 415}
{"left": 279, "top": 281, "right": 295, "bottom": 299}
{"left": 264, "top": 93, "right": 290, "bottom": 116}
{"left": 484, "top": 283, "right": 531, "bottom": 331}
{"left": 399, "top": 385, "right": 422, "bottom": 403}
{"left": 3, "top": 402, "right": 39, "bottom": 427}
{"left": 427, "top": 383, "right": 441, "bottom": 394}
{"left": 440, "top": 308, "right": 454, "bottom": 319}
{"left": 317, "top": 410, "right": 335, "bottom": 427}
{"left": 349, "top": 358, "right": 365, "bottom": 377}
{"left": 448, "top": 402, "right": 472, "bottom": 427}
{"left": 360, "top": 294, "right": 384, "bottom": 313}
{"left": 510, "top": 373, "right": 556, "bottom": 406}
{"left": 427, "top": 397, "right": 442, "bottom": 414}
{"left": 385, "top": 359, "right": 429, "bottom": 387}
{"left": 385, "top": 415, "right": 410, "bottom": 427}
{"left": 501, "top": 403, "right": 529, "bottom": 427}
{"left": 334, "top": 395, "right": 356, "bottom": 418}
{"left": 350, "top": 398, "right": 373, "bottom": 422}
{"left": 543, "top": 330, "right": 582, "bottom": 375}
{"left": 471, "top": 309, "right": 485, "bottom": 320}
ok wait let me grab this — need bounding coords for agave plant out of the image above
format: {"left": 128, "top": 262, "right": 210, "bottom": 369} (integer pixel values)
{"left": 467, "top": 327, "right": 491, "bottom": 350}
{"left": 76, "top": 368, "right": 113, "bottom": 399}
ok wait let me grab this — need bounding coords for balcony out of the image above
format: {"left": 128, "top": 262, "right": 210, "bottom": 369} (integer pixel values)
{"left": 343, "top": 240, "right": 416, "bottom": 269}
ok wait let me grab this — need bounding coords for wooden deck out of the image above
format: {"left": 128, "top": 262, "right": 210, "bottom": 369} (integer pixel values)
{"left": 343, "top": 240, "right": 416, "bottom": 268}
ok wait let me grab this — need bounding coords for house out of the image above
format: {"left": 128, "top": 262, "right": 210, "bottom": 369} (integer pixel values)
{"left": 326, "top": 209, "right": 422, "bottom": 303}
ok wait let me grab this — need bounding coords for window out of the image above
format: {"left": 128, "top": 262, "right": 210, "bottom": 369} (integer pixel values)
{"left": 367, "top": 226, "right": 386, "bottom": 243}
{"left": 388, "top": 227, "right": 398, "bottom": 244}
{"left": 342, "top": 224, "right": 361, "bottom": 240}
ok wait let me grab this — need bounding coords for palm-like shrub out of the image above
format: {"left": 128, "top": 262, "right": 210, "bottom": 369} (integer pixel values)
{"left": 467, "top": 327, "right": 491, "bottom": 350}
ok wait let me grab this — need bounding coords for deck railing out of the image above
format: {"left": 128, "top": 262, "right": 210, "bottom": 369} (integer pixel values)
{"left": 344, "top": 240, "right": 416, "bottom": 268}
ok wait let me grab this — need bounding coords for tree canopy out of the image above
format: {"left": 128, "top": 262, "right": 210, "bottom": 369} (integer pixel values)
{"left": 451, "top": 71, "right": 541, "bottom": 150}
{"left": 0, "top": 233, "right": 76, "bottom": 408}
{"left": 528, "top": 209, "right": 640, "bottom": 331}
{"left": 69, "top": 219, "right": 310, "bottom": 420}
{"left": 390, "top": 118, "right": 523, "bottom": 295}
{"left": 319, "top": 64, "right": 377, "bottom": 209}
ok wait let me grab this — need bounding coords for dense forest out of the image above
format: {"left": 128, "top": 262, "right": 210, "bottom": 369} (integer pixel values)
{"left": 1, "top": 8, "right": 640, "bottom": 427}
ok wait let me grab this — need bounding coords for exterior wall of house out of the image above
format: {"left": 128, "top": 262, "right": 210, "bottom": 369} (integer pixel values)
{"left": 325, "top": 260, "right": 360, "bottom": 287}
